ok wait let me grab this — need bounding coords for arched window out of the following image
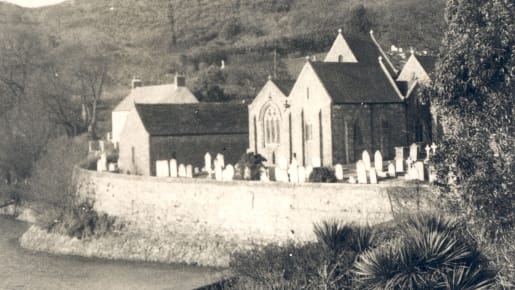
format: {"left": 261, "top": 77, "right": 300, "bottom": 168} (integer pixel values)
{"left": 263, "top": 105, "right": 281, "bottom": 145}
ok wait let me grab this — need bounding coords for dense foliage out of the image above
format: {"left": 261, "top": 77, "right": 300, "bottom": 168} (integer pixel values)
{"left": 309, "top": 167, "right": 337, "bottom": 183}
{"left": 426, "top": 0, "right": 514, "bottom": 236}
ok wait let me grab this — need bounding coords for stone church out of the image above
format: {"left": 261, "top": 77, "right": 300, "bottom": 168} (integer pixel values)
{"left": 248, "top": 29, "right": 435, "bottom": 167}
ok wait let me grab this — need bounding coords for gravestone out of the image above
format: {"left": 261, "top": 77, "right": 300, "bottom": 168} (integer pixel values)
{"left": 260, "top": 168, "right": 270, "bottom": 182}
{"left": 362, "top": 151, "right": 371, "bottom": 170}
{"left": 214, "top": 162, "right": 223, "bottom": 181}
{"left": 415, "top": 161, "right": 425, "bottom": 181}
{"left": 290, "top": 157, "right": 298, "bottom": 168}
{"left": 356, "top": 160, "right": 367, "bottom": 184}
{"left": 99, "top": 140, "right": 106, "bottom": 153}
{"left": 97, "top": 153, "right": 107, "bottom": 172}
{"left": 170, "top": 159, "right": 178, "bottom": 177}
{"left": 431, "top": 143, "right": 437, "bottom": 154}
{"left": 108, "top": 163, "right": 117, "bottom": 172}
{"left": 204, "top": 153, "right": 212, "bottom": 175}
{"left": 186, "top": 164, "right": 193, "bottom": 178}
{"left": 312, "top": 157, "right": 321, "bottom": 168}
{"left": 178, "top": 164, "right": 186, "bottom": 177}
{"left": 305, "top": 166, "right": 313, "bottom": 181}
{"left": 348, "top": 176, "right": 357, "bottom": 184}
{"left": 395, "top": 147, "right": 404, "bottom": 172}
{"left": 288, "top": 165, "right": 298, "bottom": 183}
{"left": 369, "top": 168, "right": 378, "bottom": 184}
{"left": 216, "top": 153, "right": 225, "bottom": 169}
{"left": 156, "top": 160, "right": 170, "bottom": 177}
{"left": 194, "top": 167, "right": 200, "bottom": 175}
{"left": 223, "top": 164, "right": 234, "bottom": 181}
{"left": 334, "top": 164, "right": 344, "bottom": 181}
{"left": 298, "top": 166, "right": 306, "bottom": 183}
{"left": 388, "top": 162, "right": 396, "bottom": 177}
{"left": 374, "top": 151, "right": 383, "bottom": 172}
{"left": 425, "top": 145, "right": 431, "bottom": 162}
{"left": 243, "top": 166, "right": 251, "bottom": 180}
{"left": 410, "top": 143, "right": 418, "bottom": 161}
{"left": 428, "top": 165, "right": 437, "bottom": 183}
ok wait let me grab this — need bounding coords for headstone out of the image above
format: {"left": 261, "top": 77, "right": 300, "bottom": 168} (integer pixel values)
{"left": 214, "top": 162, "right": 223, "bottom": 181}
{"left": 156, "top": 160, "right": 170, "bottom": 177}
{"left": 186, "top": 164, "right": 193, "bottom": 178}
{"left": 99, "top": 140, "right": 106, "bottom": 153}
{"left": 369, "top": 168, "right": 378, "bottom": 184}
{"left": 204, "top": 153, "right": 212, "bottom": 175}
{"left": 216, "top": 153, "right": 225, "bottom": 169}
{"left": 223, "top": 164, "right": 235, "bottom": 181}
{"left": 288, "top": 165, "right": 298, "bottom": 183}
{"left": 243, "top": 166, "right": 251, "bottom": 180}
{"left": 278, "top": 156, "right": 288, "bottom": 171}
{"left": 425, "top": 145, "right": 431, "bottom": 162}
{"left": 260, "top": 167, "right": 269, "bottom": 182}
{"left": 396, "top": 159, "right": 404, "bottom": 173}
{"left": 357, "top": 160, "right": 367, "bottom": 184}
{"left": 194, "top": 167, "right": 200, "bottom": 175}
{"left": 410, "top": 143, "right": 418, "bottom": 161}
{"left": 108, "top": 163, "right": 117, "bottom": 172}
{"left": 178, "top": 164, "right": 186, "bottom": 177}
{"left": 97, "top": 153, "right": 107, "bottom": 172}
{"left": 298, "top": 166, "right": 306, "bottom": 183}
{"left": 348, "top": 176, "right": 357, "bottom": 184}
{"left": 428, "top": 165, "right": 437, "bottom": 183}
{"left": 312, "top": 157, "right": 321, "bottom": 168}
{"left": 290, "top": 157, "right": 298, "bottom": 168}
{"left": 305, "top": 166, "right": 313, "bottom": 181}
{"left": 395, "top": 146, "right": 404, "bottom": 161}
{"left": 170, "top": 159, "right": 178, "bottom": 177}
{"left": 362, "top": 151, "right": 371, "bottom": 170}
{"left": 431, "top": 142, "right": 437, "bottom": 154}
{"left": 388, "top": 163, "right": 396, "bottom": 177}
{"left": 374, "top": 151, "right": 383, "bottom": 172}
{"left": 415, "top": 161, "right": 425, "bottom": 181}
{"left": 334, "top": 164, "right": 344, "bottom": 181}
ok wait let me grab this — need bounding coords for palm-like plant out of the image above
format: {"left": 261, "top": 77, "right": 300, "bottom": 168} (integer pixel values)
{"left": 353, "top": 214, "right": 496, "bottom": 289}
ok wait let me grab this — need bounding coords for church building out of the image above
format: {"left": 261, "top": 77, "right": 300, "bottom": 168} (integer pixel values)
{"left": 249, "top": 29, "right": 434, "bottom": 167}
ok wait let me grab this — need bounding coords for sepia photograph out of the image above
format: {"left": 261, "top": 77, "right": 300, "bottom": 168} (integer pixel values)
{"left": 0, "top": 0, "right": 513, "bottom": 289}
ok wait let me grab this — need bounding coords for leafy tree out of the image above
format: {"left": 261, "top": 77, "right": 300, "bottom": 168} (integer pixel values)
{"left": 193, "top": 65, "right": 231, "bottom": 102}
{"left": 345, "top": 4, "right": 373, "bottom": 35}
{"left": 427, "top": 0, "right": 514, "bottom": 235}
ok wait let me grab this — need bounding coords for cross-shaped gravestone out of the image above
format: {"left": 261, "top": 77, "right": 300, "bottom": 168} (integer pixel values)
{"left": 362, "top": 151, "right": 371, "bottom": 170}
{"left": 170, "top": 159, "right": 178, "bottom": 177}
{"left": 409, "top": 143, "right": 418, "bottom": 161}
{"left": 431, "top": 143, "right": 437, "bottom": 154}
{"left": 186, "top": 164, "right": 193, "bottom": 178}
{"left": 178, "top": 164, "right": 186, "bottom": 177}
{"left": 334, "top": 164, "right": 344, "bottom": 181}
{"left": 357, "top": 160, "right": 367, "bottom": 184}
{"left": 374, "top": 151, "right": 383, "bottom": 172}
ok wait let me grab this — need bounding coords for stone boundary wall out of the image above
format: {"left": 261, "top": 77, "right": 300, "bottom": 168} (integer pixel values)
{"left": 73, "top": 166, "right": 415, "bottom": 245}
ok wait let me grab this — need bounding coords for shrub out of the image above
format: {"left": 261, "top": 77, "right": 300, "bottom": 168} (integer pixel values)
{"left": 353, "top": 214, "right": 496, "bottom": 289}
{"left": 309, "top": 167, "right": 337, "bottom": 183}
{"left": 237, "top": 152, "right": 266, "bottom": 181}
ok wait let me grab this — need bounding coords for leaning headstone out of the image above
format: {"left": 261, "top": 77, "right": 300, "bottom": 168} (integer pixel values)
{"left": 334, "top": 164, "right": 344, "bottom": 181}
{"left": 362, "top": 150, "right": 371, "bottom": 170}
{"left": 156, "top": 160, "right": 170, "bottom": 177}
{"left": 204, "top": 153, "right": 212, "bottom": 176}
{"left": 369, "top": 168, "right": 378, "bottom": 184}
{"left": 298, "top": 166, "right": 306, "bottom": 183}
{"left": 410, "top": 143, "right": 418, "bottom": 161}
{"left": 223, "top": 164, "right": 235, "bottom": 181}
{"left": 216, "top": 153, "right": 225, "bottom": 169}
{"left": 388, "top": 163, "right": 396, "bottom": 177}
{"left": 374, "top": 151, "right": 383, "bottom": 172}
{"left": 178, "top": 164, "right": 186, "bottom": 177}
{"left": 288, "top": 165, "right": 299, "bottom": 183}
{"left": 186, "top": 164, "right": 193, "bottom": 178}
{"left": 357, "top": 160, "right": 367, "bottom": 184}
{"left": 305, "top": 166, "right": 313, "bottom": 181}
{"left": 312, "top": 157, "right": 321, "bottom": 168}
{"left": 214, "top": 162, "right": 223, "bottom": 181}
{"left": 415, "top": 161, "right": 425, "bottom": 181}
{"left": 170, "top": 159, "right": 178, "bottom": 177}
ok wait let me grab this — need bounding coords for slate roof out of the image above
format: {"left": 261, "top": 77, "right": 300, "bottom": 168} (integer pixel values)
{"left": 271, "top": 79, "right": 295, "bottom": 96}
{"left": 135, "top": 103, "right": 248, "bottom": 136}
{"left": 309, "top": 62, "right": 403, "bottom": 104}
{"left": 416, "top": 55, "right": 437, "bottom": 75}
{"left": 113, "top": 84, "right": 198, "bottom": 112}
{"left": 341, "top": 34, "right": 384, "bottom": 65}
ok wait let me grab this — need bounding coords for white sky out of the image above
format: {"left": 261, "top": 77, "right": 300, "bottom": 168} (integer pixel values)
{"left": 1, "top": 0, "right": 67, "bottom": 8}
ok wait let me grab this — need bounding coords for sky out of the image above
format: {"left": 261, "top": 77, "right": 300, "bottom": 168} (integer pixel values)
{"left": 1, "top": 0, "right": 67, "bottom": 8}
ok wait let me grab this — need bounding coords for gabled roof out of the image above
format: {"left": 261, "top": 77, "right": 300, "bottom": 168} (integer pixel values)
{"left": 416, "top": 55, "right": 437, "bottom": 75}
{"left": 271, "top": 79, "right": 295, "bottom": 96}
{"left": 113, "top": 84, "right": 198, "bottom": 112}
{"left": 332, "top": 34, "right": 383, "bottom": 65}
{"left": 135, "top": 103, "right": 248, "bottom": 136}
{"left": 309, "top": 62, "right": 403, "bottom": 104}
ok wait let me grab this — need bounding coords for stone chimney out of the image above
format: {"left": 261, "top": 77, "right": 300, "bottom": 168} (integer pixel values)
{"left": 131, "top": 78, "right": 142, "bottom": 90}
{"left": 175, "top": 74, "right": 186, "bottom": 87}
